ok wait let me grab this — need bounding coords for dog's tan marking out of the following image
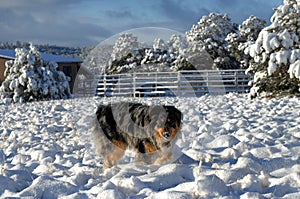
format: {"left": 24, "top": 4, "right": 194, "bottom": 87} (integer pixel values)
{"left": 170, "top": 124, "right": 179, "bottom": 139}
{"left": 113, "top": 140, "right": 128, "bottom": 151}
{"left": 154, "top": 126, "right": 165, "bottom": 138}
{"left": 144, "top": 141, "right": 157, "bottom": 153}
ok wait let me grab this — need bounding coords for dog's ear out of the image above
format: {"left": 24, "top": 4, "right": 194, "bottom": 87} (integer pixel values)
{"left": 175, "top": 108, "right": 183, "bottom": 125}
{"left": 95, "top": 105, "right": 105, "bottom": 120}
{"left": 164, "top": 106, "right": 183, "bottom": 123}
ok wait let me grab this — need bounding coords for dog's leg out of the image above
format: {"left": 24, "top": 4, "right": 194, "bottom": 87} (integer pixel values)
{"left": 154, "top": 152, "right": 172, "bottom": 165}
{"left": 104, "top": 146, "right": 125, "bottom": 169}
{"left": 136, "top": 153, "right": 153, "bottom": 165}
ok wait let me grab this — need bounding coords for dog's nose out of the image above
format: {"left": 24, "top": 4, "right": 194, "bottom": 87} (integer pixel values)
{"left": 163, "top": 131, "right": 171, "bottom": 138}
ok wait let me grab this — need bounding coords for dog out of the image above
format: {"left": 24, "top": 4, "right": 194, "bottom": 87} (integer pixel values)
{"left": 92, "top": 102, "right": 182, "bottom": 169}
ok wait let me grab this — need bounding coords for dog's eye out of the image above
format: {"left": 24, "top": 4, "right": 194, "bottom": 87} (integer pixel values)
{"left": 163, "top": 131, "right": 170, "bottom": 138}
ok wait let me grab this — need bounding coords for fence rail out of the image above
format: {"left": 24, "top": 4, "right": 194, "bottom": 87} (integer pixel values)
{"left": 74, "top": 69, "right": 252, "bottom": 98}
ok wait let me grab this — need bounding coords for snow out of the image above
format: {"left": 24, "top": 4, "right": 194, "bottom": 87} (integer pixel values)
{"left": 288, "top": 60, "right": 300, "bottom": 79}
{"left": 0, "top": 94, "right": 300, "bottom": 198}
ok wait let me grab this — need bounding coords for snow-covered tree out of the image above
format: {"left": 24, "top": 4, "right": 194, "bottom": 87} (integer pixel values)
{"left": 106, "top": 34, "right": 183, "bottom": 74}
{"left": 153, "top": 38, "right": 167, "bottom": 51}
{"left": 226, "top": 16, "right": 266, "bottom": 68}
{"left": 246, "top": 0, "right": 300, "bottom": 98}
{"left": 111, "top": 33, "right": 138, "bottom": 61}
{"left": 0, "top": 45, "right": 71, "bottom": 103}
{"left": 167, "top": 34, "right": 188, "bottom": 54}
{"left": 104, "top": 33, "right": 139, "bottom": 74}
{"left": 83, "top": 45, "right": 113, "bottom": 74}
{"left": 239, "top": 16, "right": 266, "bottom": 42}
{"left": 186, "top": 13, "right": 239, "bottom": 69}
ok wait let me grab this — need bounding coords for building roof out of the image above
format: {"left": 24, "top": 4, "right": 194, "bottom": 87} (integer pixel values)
{"left": 0, "top": 49, "right": 82, "bottom": 63}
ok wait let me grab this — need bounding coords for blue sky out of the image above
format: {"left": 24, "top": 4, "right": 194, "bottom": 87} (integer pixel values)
{"left": 0, "top": 0, "right": 283, "bottom": 47}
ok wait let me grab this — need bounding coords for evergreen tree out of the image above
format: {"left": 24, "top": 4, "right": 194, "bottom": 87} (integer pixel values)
{"left": 110, "top": 33, "right": 138, "bottom": 61}
{"left": 105, "top": 33, "right": 139, "bottom": 74}
{"left": 106, "top": 34, "right": 183, "bottom": 74}
{"left": 226, "top": 16, "right": 266, "bottom": 68}
{"left": 0, "top": 45, "right": 71, "bottom": 103}
{"left": 186, "top": 13, "right": 239, "bottom": 69}
{"left": 153, "top": 38, "right": 167, "bottom": 51}
{"left": 246, "top": 0, "right": 300, "bottom": 98}
{"left": 167, "top": 34, "right": 188, "bottom": 55}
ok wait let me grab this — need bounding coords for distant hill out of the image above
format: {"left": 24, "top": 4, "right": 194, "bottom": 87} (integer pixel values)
{"left": 0, "top": 41, "right": 93, "bottom": 61}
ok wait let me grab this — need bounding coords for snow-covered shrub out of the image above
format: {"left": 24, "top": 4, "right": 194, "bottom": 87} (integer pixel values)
{"left": 0, "top": 45, "right": 71, "bottom": 103}
{"left": 186, "top": 13, "right": 239, "bottom": 69}
{"left": 226, "top": 16, "right": 266, "bottom": 68}
{"left": 246, "top": 0, "right": 300, "bottom": 98}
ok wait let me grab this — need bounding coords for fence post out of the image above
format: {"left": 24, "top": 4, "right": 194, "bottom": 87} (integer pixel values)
{"left": 155, "top": 72, "right": 158, "bottom": 93}
{"left": 206, "top": 71, "right": 209, "bottom": 94}
{"left": 177, "top": 71, "right": 181, "bottom": 97}
{"left": 133, "top": 73, "right": 136, "bottom": 98}
{"left": 103, "top": 74, "right": 107, "bottom": 97}
{"left": 118, "top": 74, "right": 121, "bottom": 94}
{"left": 235, "top": 71, "right": 238, "bottom": 92}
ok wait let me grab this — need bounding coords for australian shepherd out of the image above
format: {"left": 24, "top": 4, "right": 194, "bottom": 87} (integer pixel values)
{"left": 92, "top": 102, "right": 182, "bottom": 169}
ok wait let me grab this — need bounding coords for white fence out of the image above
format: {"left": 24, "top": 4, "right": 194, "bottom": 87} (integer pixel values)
{"left": 74, "top": 70, "right": 253, "bottom": 98}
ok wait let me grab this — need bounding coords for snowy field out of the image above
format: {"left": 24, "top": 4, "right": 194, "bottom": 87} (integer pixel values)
{"left": 0, "top": 93, "right": 300, "bottom": 198}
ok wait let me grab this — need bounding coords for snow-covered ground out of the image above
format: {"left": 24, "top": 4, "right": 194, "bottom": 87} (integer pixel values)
{"left": 0, "top": 94, "right": 300, "bottom": 198}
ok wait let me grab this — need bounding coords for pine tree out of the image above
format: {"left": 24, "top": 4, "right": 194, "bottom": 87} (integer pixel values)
{"left": 0, "top": 45, "right": 71, "bottom": 103}
{"left": 186, "top": 13, "right": 239, "bottom": 69}
{"left": 226, "top": 16, "right": 266, "bottom": 68}
{"left": 110, "top": 33, "right": 138, "bottom": 61}
{"left": 246, "top": 0, "right": 300, "bottom": 98}
{"left": 167, "top": 34, "right": 188, "bottom": 55}
{"left": 106, "top": 34, "right": 183, "bottom": 74}
{"left": 105, "top": 33, "right": 139, "bottom": 74}
{"left": 153, "top": 38, "right": 167, "bottom": 51}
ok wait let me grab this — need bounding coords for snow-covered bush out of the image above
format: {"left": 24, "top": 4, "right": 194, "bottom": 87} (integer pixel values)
{"left": 226, "top": 16, "right": 266, "bottom": 68}
{"left": 186, "top": 13, "right": 239, "bottom": 69}
{"left": 0, "top": 45, "right": 71, "bottom": 103}
{"left": 246, "top": 0, "right": 300, "bottom": 98}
